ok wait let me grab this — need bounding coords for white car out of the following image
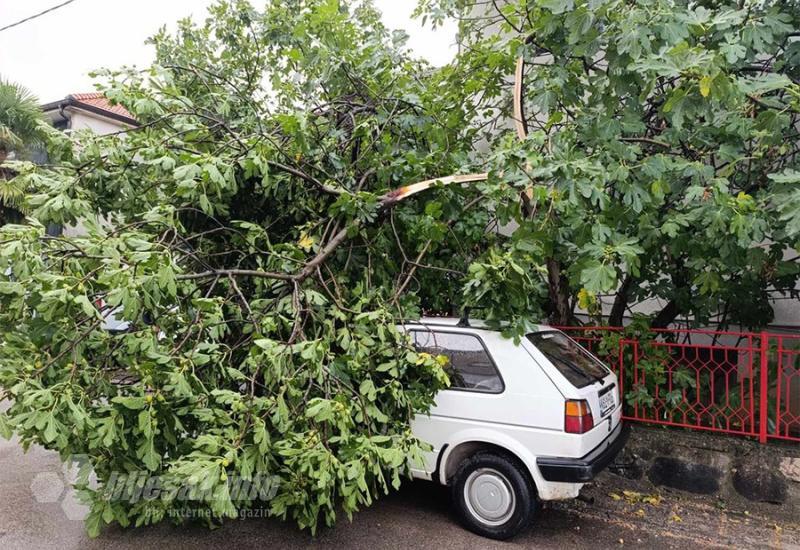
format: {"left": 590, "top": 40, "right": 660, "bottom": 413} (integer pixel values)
{"left": 402, "top": 317, "right": 628, "bottom": 540}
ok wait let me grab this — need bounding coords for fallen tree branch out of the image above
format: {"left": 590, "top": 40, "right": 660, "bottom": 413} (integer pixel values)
{"left": 178, "top": 172, "right": 491, "bottom": 283}
{"left": 266, "top": 160, "right": 347, "bottom": 196}
{"left": 177, "top": 268, "right": 293, "bottom": 281}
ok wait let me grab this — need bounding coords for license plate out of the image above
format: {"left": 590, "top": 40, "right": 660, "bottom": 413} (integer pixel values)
{"left": 599, "top": 391, "right": 615, "bottom": 417}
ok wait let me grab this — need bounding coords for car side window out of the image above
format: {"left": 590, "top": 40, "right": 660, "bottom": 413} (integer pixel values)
{"left": 410, "top": 330, "right": 504, "bottom": 393}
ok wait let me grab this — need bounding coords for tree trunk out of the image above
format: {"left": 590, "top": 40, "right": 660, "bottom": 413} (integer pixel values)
{"left": 609, "top": 275, "right": 632, "bottom": 326}
{"left": 651, "top": 263, "right": 689, "bottom": 329}
{"left": 651, "top": 298, "right": 679, "bottom": 329}
{"left": 546, "top": 257, "right": 572, "bottom": 325}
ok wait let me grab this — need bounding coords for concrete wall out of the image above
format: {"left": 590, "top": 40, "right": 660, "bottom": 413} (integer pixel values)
{"left": 66, "top": 109, "right": 129, "bottom": 135}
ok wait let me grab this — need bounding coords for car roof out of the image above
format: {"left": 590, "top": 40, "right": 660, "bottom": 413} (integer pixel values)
{"left": 404, "top": 316, "right": 550, "bottom": 334}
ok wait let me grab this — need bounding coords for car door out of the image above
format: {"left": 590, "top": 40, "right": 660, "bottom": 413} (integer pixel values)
{"left": 408, "top": 328, "right": 506, "bottom": 477}
{"left": 408, "top": 327, "right": 566, "bottom": 478}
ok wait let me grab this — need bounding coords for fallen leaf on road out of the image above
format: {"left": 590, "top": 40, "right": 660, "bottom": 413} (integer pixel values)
{"left": 622, "top": 490, "right": 642, "bottom": 502}
{"left": 671, "top": 514, "right": 682, "bottom": 523}
{"left": 642, "top": 494, "right": 662, "bottom": 506}
{"left": 611, "top": 490, "right": 662, "bottom": 506}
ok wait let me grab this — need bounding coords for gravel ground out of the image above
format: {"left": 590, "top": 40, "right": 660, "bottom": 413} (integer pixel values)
{"left": 1, "top": 434, "right": 799, "bottom": 550}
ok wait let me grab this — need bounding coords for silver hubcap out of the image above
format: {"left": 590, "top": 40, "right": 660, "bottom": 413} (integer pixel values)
{"left": 463, "top": 468, "right": 516, "bottom": 526}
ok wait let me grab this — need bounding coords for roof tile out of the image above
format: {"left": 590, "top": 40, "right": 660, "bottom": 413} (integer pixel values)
{"left": 67, "top": 92, "right": 135, "bottom": 122}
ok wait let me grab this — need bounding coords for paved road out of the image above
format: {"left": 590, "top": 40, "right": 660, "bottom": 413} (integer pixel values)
{"left": 1, "top": 435, "right": 798, "bottom": 549}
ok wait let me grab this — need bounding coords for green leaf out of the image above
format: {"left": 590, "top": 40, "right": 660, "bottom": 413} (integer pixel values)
{"left": 74, "top": 295, "right": 98, "bottom": 318}
{"left": 580, "top": 261, "right": 617, "bottom": 293}
{"left": 43, "top": 415, "right": 58, "bottom": 443}
{"left": 306, "top": 398, "right": 333, "bottom": 422}
{"left": 0, "top": 414, "right": 13, "bottom": 439}
{"left": 738, "top": 73, "right": 792, "bottom": 95}
{"left": 768, "top": 169, "right": 800, "bottom": 183}
{"left": 111, "top": 396, "right": 147, "bottom": 410}
{"left": 539, "top": 0, "right": 574, "bottom": 15}
{"left": 359, "top": 379, "right": 377, "bottom": 401}
{"left": 85, "top": 510, "right": 103, "bottom": 538}
{"left": 0, "top": 282, "right": 24, "bottom": 295}
{"left": 138, "top": 433, "right": 160, "bottom": 471}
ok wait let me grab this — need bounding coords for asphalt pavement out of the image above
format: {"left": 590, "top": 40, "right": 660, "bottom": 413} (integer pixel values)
{"left": 1, "top": 433, "right": 798, "bottom": 549}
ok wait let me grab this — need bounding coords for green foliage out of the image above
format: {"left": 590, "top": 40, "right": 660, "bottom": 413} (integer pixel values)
{"left": 0, "top": 77, "right": 47, "bottom": 156}
{"left": 3, "top": 0, "right": 800, "bottom": 537}
{"left": 0, "top": 0, "right": 464, "bottom": 536}
{"left": 424, "top": 0, "right": 800, "bottom": 328}
{"left": 0, "top": 216, "right": 450, "bottom": 534}
{"left": 596, "top": 315, "right": 696, "bottom": 410}
{"left": 0, "top": 77, "right": 51, "bottom": 225}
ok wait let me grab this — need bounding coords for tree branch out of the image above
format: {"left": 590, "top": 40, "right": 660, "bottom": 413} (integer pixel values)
{"left": 177, "top": 268, "right": 293, "bottom": 281}
{"left": 266, "top": 160, "right": 347, "bottom": 196}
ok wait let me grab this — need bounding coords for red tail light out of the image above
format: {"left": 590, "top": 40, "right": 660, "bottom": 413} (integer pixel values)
{"left": 564, "top": 399, "right": 594, "bottom": 434}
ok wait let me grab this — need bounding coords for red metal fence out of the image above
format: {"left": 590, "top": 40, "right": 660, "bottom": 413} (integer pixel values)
{"left": 558, "top": 327, "right": 800, "bottom": 445}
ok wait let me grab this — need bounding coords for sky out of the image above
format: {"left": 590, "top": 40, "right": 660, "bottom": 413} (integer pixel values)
{"left": 0, "top": 0, "right": 458, "bottom": 103}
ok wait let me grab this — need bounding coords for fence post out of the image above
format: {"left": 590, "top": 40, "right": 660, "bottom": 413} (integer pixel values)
{"left": 618, "top": 338, "right": 625, "bottom": 419}
{"left": 759, "top": 331, "right": 769, "bottom": 444}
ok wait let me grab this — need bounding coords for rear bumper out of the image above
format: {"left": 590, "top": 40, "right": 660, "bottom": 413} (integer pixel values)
{"left": 536, "top": 421, "right": 630, "bottom": 483}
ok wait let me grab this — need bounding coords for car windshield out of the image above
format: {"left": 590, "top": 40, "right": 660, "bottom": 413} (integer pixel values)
{"left": 526, "top": 331, "right": 609, "bottom": 388}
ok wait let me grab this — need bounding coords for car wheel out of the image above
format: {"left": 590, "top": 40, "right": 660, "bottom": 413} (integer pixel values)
{"left": 450, "top": 451, "right": 537, "bottom": 540}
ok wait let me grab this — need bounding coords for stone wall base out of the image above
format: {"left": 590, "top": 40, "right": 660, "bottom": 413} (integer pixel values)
{"left": 611, "top": 424, "right": 800, "bottom": 511}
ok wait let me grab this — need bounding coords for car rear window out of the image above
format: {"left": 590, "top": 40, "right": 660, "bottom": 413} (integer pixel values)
{"left": 526, "top": 331, "right": 609, "bottom": 388}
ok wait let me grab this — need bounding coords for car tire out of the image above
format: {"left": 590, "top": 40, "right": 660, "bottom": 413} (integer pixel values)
{"left": 450, "top": 451, "right": 537, "bottom": 540}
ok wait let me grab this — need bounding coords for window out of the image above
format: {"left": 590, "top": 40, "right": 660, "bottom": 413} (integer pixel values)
{"left": 45, "top": 224, "right": 63, "bottom": 237}
{"left": 410, "top": 330, "right": 503, "bottom": 393}
{"left": 526, "top": 331, "right": 609, "bottom": 388}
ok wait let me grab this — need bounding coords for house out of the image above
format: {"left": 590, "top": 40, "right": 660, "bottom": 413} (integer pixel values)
{"left": 41, "top": 92, "right": 136, "bottom": 135}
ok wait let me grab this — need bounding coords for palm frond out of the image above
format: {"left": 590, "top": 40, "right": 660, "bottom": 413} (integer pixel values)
{"left": 0, "top": 76, "right": 46, "bottom": 152}
{"left": 0, "top": 177, "right": 27, "bottom": 209}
